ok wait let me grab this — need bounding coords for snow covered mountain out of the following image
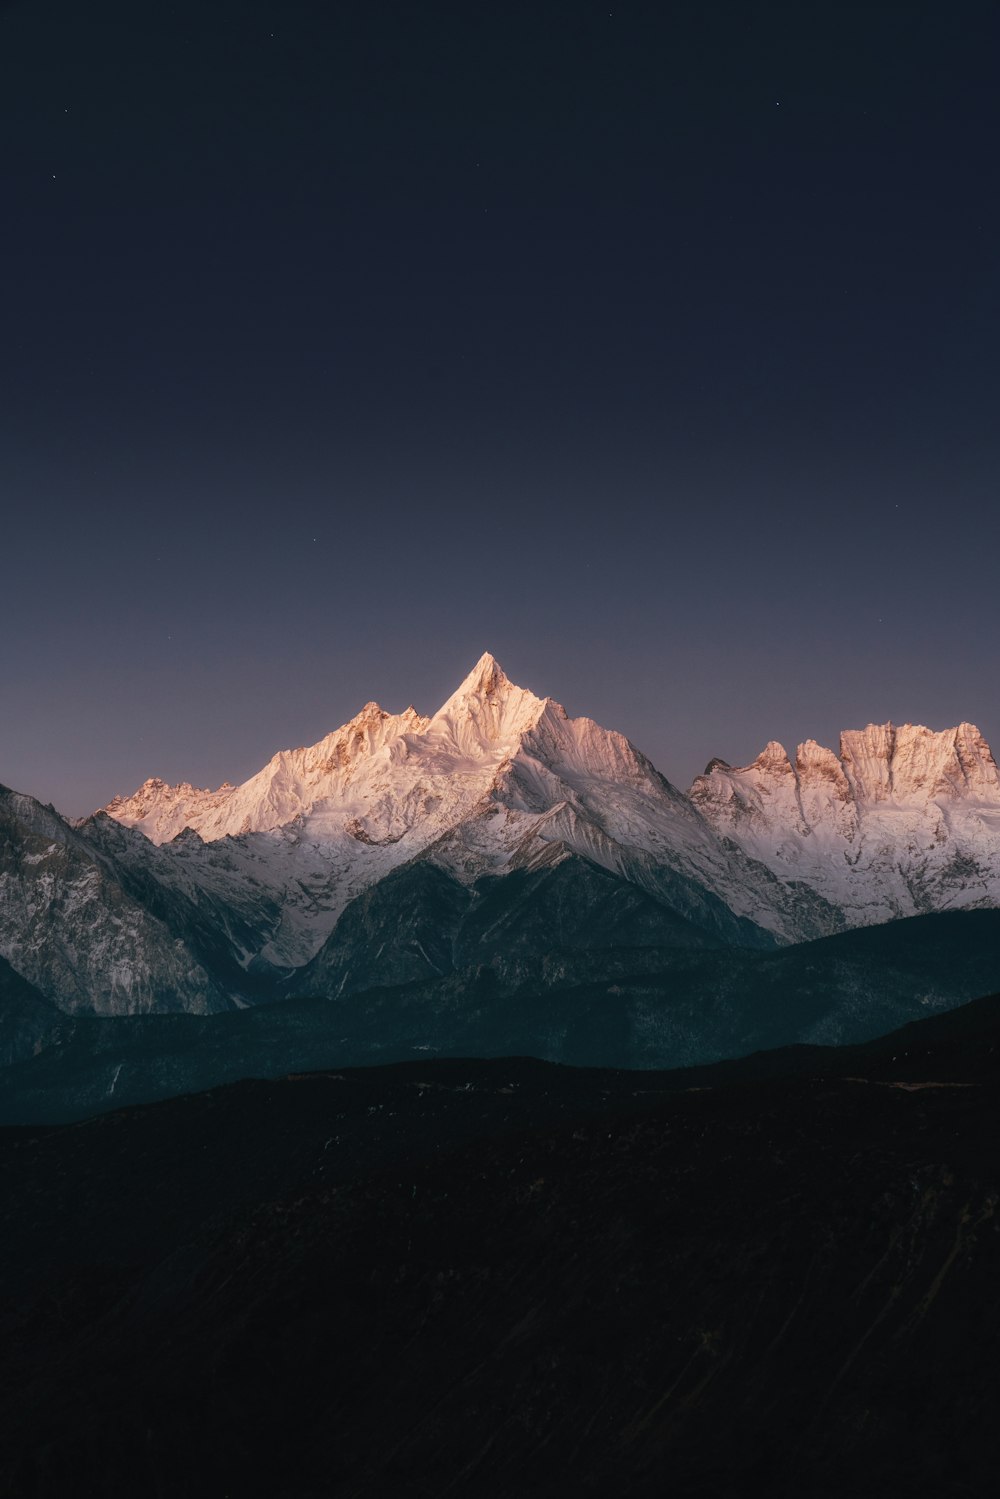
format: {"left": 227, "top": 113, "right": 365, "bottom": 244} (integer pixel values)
{"left": 4, "top": 654, "right": 1000, "bottom": 1034}
{"left": 97, "top": 654, "right": 834, "bottom": 974}
{"left": 690, "top": 721, "right": 1000, "bottom": 926}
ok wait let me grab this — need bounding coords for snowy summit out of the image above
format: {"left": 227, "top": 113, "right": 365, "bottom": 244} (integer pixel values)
{"left": 96, "top": 655, "right": 1000, "bottom": 973}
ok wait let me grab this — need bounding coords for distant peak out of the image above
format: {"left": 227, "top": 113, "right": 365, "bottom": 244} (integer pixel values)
{"left": 430, "top": 652, "right": 546, "bottom": 747}
{"left": 350, "top": 701, "right": 388, "bottom": 725}
{"left": 754, "top": 740, "right": 792, "bottom": 770}
{"left": 170, "top": 825, "right": 204, "bottom": 845}
{"left": 447, "top": 652, "right": 512, "bottom": 703}
{"left": 839, "top": 722, "right": 895, "bottom": 761}
{"left": 466, "top": 651, "right": 509, "bottom": 696}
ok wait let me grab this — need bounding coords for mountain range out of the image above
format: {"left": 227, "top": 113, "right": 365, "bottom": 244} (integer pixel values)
{"left": 5, "top": 653, "right": 1000, "bottom": 1106}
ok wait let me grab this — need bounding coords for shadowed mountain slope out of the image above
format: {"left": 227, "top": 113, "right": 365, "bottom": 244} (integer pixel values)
{"left": 0, "top": 786, "right": 234, "bottom": 1017}
{"left": 0, "top": 956, "right": 64, "bottom": 1068}
{"left": 4, "top": 908, "right": 1000, "bottom": 1125}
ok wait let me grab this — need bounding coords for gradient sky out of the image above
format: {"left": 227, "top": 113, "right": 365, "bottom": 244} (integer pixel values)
{"left": 3, "top": 0, "right": 999, "bottom": 817}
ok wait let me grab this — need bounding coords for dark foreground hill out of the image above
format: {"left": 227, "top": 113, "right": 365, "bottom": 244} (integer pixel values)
{"left": 5, "top": 907, "right": 1000, "bottom": 1124}
{"left": 3, "top": 995, "right": 1000, "bottom": 1497}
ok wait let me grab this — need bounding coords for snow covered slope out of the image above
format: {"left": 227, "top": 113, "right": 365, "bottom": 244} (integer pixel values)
{"left": 690, "top": 722, "right": 1000, "bottom": 926}
{"left": 100, "top": 654, "right": 830, "bottom": 968}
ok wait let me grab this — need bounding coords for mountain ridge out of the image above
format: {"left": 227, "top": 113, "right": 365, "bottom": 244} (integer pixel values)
{"left": 691, "top": 716, "right": 1000, "bottom": 924}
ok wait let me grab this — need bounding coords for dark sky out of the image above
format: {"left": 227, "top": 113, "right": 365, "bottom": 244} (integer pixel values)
{"left": 3, "top": 0, "right": 999, "bottom": 817}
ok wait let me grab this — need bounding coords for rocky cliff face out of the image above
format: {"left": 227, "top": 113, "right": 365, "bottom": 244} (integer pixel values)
{"left": 690, "top": 721, "right": 1000, "bottom": 925}
{"left": 0, "top": 786, "right": 233, "bottom": 1017}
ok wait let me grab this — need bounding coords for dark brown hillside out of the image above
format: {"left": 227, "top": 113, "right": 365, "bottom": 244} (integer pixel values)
{"left": 3, "top": 999, "right": 1000, "bottom": 1497}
